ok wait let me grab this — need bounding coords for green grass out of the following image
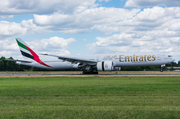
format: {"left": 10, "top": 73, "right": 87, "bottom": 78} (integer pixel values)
{"left": 0, "top": 77, "right": 180, "bottom": 119}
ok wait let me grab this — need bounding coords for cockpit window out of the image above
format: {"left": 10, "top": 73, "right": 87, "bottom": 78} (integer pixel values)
{"left": 168, "top": 55, "right": 172, "bottom": 57}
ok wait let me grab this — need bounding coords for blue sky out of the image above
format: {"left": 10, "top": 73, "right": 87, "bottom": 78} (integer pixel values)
{"left": 1, "top": 0, "right": 180, "bottom": 62}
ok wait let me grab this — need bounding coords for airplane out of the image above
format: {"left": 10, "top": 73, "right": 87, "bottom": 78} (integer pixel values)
{"left": 7, "top": 38, "right": 175, "bottom": 74}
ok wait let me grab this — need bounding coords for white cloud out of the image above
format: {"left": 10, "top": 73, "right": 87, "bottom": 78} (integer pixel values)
{"left": 166, "top": 19, "right": 180, "bottom": 31}
{"left": 0, "top": 20, "right": 47, "bottom": 39}
{"left": 0, "top": 2, "right": 139, "bottom": 36}
{"left": 86, "top": 33, "right": 180, "bottom": 54}
{"left": 31, "top": 36, "right": 76, "bottom": 49}
{"left": 134, "top": 7, "right": 180, "bottom": 21}
{"left": 28, "top": 36, "right": 76, "bottom": 56}
{"left": 0, "top": 21, "right": 27, "bottom": 37}
{"left": 33, "top": 13, "right": 73, "bottom": 26}
{"left": 125, "top": 0, "right": 180, "bottom": 8}
{"left": 0, "top": 36, "right": 76, "bottom": 58}
{"left": 29, "top": 6, "right": 180, "bottom": 37}
{"left": 99, "top": 0, "right": 110, "bottom": 2}
{"left": 0, "top": 15, "right": 14, "bottom": 20}
{"left": 86, "top": 6, "right": 180, "bottom": 59}
{"left": 117, "top": 7, "right": 180, "bottom": 31}
{"left": 0, "top": 38, "right": 20, "bottom": 58}
{"left": 18, "top": 6, "right": 179, "bottom": 36}
{"left": 1, "top": 0, "right": 180, "bottom": 61}
{"left": 33, "top": 7, "right": 140, "bottom": 34}
{"left": 0, "top": 39, "right": 18, "bottom": 50}
{"left": 0, "top": 0, "right": 96, "bottom": 15}
{"left": 21, "top": 19, "right": 49, "bottom": 34}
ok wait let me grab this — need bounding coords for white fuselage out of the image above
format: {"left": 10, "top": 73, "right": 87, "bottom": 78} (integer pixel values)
{"left": 16, "top": 53, "right": 175, "bottom": 70}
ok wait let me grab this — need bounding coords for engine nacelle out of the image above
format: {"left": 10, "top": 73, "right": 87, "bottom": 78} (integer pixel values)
{"left": 97, "top": 61, "right": 121, "bottom": 71}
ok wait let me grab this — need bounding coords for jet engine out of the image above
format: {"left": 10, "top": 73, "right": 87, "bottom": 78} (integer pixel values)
{"left": 97, "top": 61, "right": 121, "bottom": 71}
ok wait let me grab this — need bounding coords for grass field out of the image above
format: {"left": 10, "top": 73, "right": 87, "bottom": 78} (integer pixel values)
{"left": 0, "top": 76, "right": 180, "bottom": 119}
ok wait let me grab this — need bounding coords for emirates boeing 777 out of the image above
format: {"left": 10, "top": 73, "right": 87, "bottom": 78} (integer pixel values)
{"left": 8, "top": 38, "right": 175, "bottom": 74}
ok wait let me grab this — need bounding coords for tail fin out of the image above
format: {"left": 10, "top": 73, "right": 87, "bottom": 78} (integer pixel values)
{"left": 16, "top": 38, "right": 34, "bottom": 60}
{"left": 15, "top": 38, "right": 51, "bottom": 68}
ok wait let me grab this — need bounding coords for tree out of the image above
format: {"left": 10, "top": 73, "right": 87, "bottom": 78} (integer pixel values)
{"left": 0, "top": 60, "right": 4, "bottom": 71}
{"left": 178, "top": 61, "right": 180, "bottom": 66}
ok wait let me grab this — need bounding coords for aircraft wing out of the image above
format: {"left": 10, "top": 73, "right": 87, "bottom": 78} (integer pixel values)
{"left": 42, "top": 54, "right": 97, "bottom": 65}
{"left": 5, "top": 59, "right": 33, "bottom": 63}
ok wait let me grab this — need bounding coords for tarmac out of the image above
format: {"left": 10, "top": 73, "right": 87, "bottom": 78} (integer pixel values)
{"left": 0, "top": 71, "right": 180, "bottom": 77}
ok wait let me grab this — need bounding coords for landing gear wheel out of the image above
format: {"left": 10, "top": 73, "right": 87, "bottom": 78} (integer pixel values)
{"left": 82, "top": 71, "right": 88, "bottom": 74}
{"left": 160, "top": 64, "right": 165, "bottom": 72}
{"left": 83, "top": 71, "right": 86, "bottom": 74}
{"left": 82, "top": 71, "right": 98, "bottom": 74}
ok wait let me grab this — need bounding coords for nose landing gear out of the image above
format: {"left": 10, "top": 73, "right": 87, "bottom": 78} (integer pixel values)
{"left": 160, "top": 64, "right": 165, "bottom": 72}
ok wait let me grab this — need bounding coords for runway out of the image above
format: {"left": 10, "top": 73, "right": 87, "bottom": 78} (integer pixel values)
{"left": 1, "top": 72, "right": 180, "bottom": 77}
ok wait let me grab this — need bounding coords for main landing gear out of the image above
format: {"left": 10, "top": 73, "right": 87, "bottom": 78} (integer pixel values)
{"left": 82, "top": 65, "right": 98, "bottom": 74}
{"left": 82, "top": 71, "right": 98, "bottom": 74}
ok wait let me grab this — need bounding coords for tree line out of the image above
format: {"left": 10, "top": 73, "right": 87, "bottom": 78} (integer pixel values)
{"left": 0, "top": 56, "right": 179, "bottom": 71}
{"left": 0, "top": 57, "right": 47, "bottom": 71}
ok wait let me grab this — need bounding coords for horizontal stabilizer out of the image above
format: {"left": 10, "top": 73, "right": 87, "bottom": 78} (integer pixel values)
{"left": 5, "top": 59, "right": 33, "bottom": 63}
